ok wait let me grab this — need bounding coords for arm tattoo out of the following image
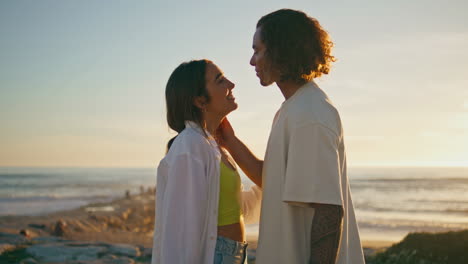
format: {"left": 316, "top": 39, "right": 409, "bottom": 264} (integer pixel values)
{"left": 309, "top": 204, "right": 344, "bottom": 264}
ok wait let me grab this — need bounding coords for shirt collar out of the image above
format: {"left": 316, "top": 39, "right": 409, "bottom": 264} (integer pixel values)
{"left": 185, "top": 120, "right": 203, "bottom": 133}
{"left": 184, "top": 120, "right": 218, "bottom": 146}
{"left": 281, "top": 80, "right": 319, "bottom": 107}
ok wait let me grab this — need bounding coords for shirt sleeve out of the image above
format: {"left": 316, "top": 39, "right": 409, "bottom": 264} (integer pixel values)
{"left": 159, "top": 153, "right": 208, "bottom": 264}
{"left": 241, "top": 185, "right": 262, "bottom": 224}
{"left": 282, "top": 122, "right": 343, "bottom": 206}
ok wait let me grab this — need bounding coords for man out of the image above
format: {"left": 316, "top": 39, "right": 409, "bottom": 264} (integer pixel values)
{"left": 219, "top": 9, "right": 365, "bottom": 263}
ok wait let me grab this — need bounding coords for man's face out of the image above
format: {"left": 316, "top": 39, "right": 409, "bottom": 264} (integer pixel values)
{"left": 250, "top": 27, "right": 277, "bottom": 86}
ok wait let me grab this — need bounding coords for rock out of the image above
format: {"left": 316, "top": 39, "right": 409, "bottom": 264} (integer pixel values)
{"left": 88, "top": 213, "right": 98, "bottom": 221}
{"left": 0, "top": 232, "right": 28, "bottom": 245}
{"left": 247, "top": 248, "right": 256, "bottom": 261}
{"left": 143, "top": 217, "right": 152, "bottom": 225}
{"left": 20, "top": 258, "right": 38, "bottom": 264}
{"left": 26, "top": 244, "right": 106, "bottom": 262}
{"left": 102, "top": 256, "right": 135, "bottom": 264}
{"left": 19, "top": 229, "right": 31, "bottom": 237}
{"left": 52, "top": 219, "right": 67, "bottom": 236}
{"left": 141, "top": 247, "right": 153, "bottom": 257}
{"left": 79, "top": 255, "right": 136, "bottom": 264}
{"left": 27, "top": 223, "right": 46, "bottom": 230}
{"left": 31, "top": 236, "right": 68, "bottom": 243}
{"left": 113, "top": 256, "right": 135, "bottom": 264}
{"left": 0, "top": 243, "right": 15, "bottom": 255}
{"left": 108, "top": 244, "right": 140, "bottom": 257}
{"left": 103, "top": 254, "right": 118, "bottom": 260}
{"left": 120, "top": 208, "right": 132, "bottom": 220}
{"left": 107, "top": 216, "right": 123, "bottom": 228}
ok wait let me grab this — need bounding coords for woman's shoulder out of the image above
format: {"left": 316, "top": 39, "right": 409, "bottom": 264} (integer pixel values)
{"left": 166, "top": 127, "right": 216, "bottom": 160}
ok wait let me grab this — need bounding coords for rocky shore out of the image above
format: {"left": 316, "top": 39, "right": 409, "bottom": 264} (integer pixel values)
{"left": 0, "top": 191, "right": 156, "bottom": 264}
{"left": 0, "top": 234, "right": 150, "bottom": 264}
{"left": 3, "top": 189, "right": 464, "bottom": 263}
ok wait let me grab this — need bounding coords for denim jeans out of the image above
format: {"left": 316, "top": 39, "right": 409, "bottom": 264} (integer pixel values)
{"left": 213, "top": 236, "right": 248, "bottom": 264}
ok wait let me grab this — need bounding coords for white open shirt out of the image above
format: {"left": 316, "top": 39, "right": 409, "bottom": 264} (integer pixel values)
{"left": 152, "top": 121, "right": 262, "bottom": 264}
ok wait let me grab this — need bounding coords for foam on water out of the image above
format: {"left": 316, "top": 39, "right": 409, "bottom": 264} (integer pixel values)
{"left": 0, "top": 167, "right": 156, "bottom": 216}
{"left": 1, "top": 166, "right": 467, "bottom": 242}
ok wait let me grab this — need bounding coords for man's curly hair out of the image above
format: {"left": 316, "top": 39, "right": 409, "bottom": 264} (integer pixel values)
{"left": 257, "top": 9, "right": 336, "bottom": 83}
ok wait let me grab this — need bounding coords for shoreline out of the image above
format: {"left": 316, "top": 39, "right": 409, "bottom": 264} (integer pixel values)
{"left": 0, "top": 191, "right": 398, "bottom": 246}
{"left": 0, "top": 190, "right": 156, "bottom": 247}
{"left": 0, "top": 191, "right": 422, "bottom": 263}
{"left": 1, "top": 191, "right": 397, "bottom": 248}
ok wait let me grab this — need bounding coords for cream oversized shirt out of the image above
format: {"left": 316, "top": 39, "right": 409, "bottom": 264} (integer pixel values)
{"left": 255, "top": 82, "right": 365, "bottom": 264}
{"left": 151, "top": 121, "right": 262, "bottom": 264}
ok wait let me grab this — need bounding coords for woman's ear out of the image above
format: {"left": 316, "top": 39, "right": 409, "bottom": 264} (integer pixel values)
{"left": 193, "top": 96, "right": 207, "bottom": 110}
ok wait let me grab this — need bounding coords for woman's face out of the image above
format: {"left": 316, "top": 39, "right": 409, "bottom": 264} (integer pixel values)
{"left": 203, "top": 63, "right": 237, "bottom": 117}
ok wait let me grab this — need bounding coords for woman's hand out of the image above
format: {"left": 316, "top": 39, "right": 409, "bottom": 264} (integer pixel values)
{"left": 216, "top": 117, "right": 236, "bottom": 150}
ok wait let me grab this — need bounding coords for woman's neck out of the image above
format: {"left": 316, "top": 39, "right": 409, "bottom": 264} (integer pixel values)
{"left": 203, "top": 114, "right": 223, "bottom": 136}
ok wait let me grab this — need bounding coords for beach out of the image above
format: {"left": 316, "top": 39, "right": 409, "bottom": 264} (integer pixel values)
{"left": 2, "top": 188, "right": 468, "bottom": 263}
{"left": 0, "top": 190, "right": 155, "bottom": 263}
{"left": 1, "top": 166, "right": 468, "bottom": 263}
{"left": 0, "top": 190, "right": 394, "bottom": 263}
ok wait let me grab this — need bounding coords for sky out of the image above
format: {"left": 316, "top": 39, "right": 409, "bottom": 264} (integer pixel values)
{"left": 1, "top": 0, "right": 467, "bottom": 168}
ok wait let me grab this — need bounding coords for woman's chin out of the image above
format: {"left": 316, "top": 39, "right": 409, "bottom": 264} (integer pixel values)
{"left": 224, "top": 105, "right": 238, "bottom": 116}
{"left": 231, "top": 103, "right": 239, "bottom": 112}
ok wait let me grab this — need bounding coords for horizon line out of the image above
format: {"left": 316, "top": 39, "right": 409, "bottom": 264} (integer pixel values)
{"left": 1, "top": 164, "right": 467, "bottom": 169}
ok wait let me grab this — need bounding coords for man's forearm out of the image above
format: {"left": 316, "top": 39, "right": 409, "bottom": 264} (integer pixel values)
{"left": 309, "top": 204, "right": 344, "bottom": 264}
{"left": 225, "top": 136, "right": 263, "bottom": 187}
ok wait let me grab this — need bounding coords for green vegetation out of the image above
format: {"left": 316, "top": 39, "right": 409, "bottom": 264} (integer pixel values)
{"left": 0, "top": 246, "right": 33, "bottom": 264}
{"left": 368, "top": 230, "right": 468, "bottom": 264}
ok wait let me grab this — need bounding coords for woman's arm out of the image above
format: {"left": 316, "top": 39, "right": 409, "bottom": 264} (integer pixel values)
{"left": 158, "top": 154, "right": 208, "bottom": 263}
{"left": 240, "top": 185, "right": 262, "bottom": 224}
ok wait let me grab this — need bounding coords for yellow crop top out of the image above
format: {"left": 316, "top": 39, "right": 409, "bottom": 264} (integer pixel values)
{"left": 217, "top": 161, "right": 243, "bottom": 226}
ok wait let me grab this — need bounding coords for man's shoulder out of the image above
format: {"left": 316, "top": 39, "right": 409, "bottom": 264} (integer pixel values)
{"left": 287, "top": 85, "right": 342, "bottom": 135}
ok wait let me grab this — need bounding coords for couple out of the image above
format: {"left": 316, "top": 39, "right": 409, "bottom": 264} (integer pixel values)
{"left": 152, "top": 9, "right": 365, "bottom": 264}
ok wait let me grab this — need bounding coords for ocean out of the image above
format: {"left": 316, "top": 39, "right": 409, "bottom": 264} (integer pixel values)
{"left": 0, "top": 167, "right": 157, "bottom": 216}
{"left": 1, "top": 166, "right": 467, "bottom": 242}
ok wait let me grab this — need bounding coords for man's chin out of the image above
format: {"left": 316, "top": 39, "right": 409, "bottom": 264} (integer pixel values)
{"left": 260, "top": 79, "right": 274, "bottom": 87}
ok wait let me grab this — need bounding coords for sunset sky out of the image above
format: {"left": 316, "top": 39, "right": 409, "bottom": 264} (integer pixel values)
{"left": 1, "top": 0, "right": 467, "bottom": 168}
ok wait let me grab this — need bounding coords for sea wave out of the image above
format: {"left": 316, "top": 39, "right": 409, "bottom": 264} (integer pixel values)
{"left": 354, "top": 206, "right": 468, "bottom": 215}
{"left": 0, "top": 194, "right": 113, "bottom": 202}
{"left": 357, "top": 218, "right": 468, "bottom": 230}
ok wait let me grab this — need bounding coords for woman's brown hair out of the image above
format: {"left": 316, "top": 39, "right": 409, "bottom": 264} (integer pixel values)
{"left": 165, "top": 59, "right": 211, "bottom": 150}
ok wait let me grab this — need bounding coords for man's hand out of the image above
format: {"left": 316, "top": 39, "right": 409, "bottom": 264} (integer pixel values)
{"left": 216, "top": 117, "right": 263, "bottom": 187}
{"left": 216, "top": 117, "right": 236, "bottom": 150}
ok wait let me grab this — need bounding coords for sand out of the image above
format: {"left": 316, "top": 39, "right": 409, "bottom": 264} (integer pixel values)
{"left": 0, "top": 191, "right": 156, "bottom": 247}
{"left": 0, "top": 191, "right": 391, "bottom": 258}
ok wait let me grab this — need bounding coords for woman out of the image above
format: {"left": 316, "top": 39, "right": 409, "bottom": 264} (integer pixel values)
{"left": 151, "top": 59, "right": 262, "bottom": 264}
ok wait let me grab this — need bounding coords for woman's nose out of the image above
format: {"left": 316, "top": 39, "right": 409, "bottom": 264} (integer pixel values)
{"left": 250, "top": 55, "right": 255, "bottom": 66}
